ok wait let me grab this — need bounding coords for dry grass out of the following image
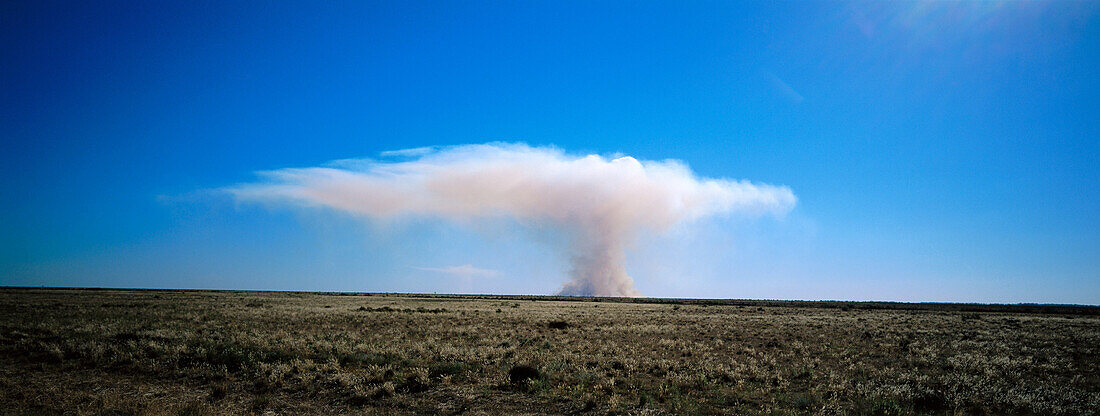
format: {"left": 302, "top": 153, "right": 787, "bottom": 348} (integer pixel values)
{"left": 0, "top": 288, "right": 1097, "bottom": 415}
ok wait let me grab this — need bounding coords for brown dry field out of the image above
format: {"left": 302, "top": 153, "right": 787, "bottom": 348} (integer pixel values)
{"left": 0, "top": 288, "right": 1097, "bottom": 415}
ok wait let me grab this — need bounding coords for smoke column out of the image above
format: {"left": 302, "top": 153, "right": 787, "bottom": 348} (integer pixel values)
{"left": 228, "top": 143, "right": 796, "bottom": 296}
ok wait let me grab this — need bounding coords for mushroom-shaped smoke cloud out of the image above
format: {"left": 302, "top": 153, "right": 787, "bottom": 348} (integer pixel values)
{"left": 229, "top": 143, "right": 796, "bottom": 296}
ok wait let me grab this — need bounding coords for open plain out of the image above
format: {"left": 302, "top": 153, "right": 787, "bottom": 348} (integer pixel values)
{"left": 1, "top": 288, "right": 1097, "bottom": 415}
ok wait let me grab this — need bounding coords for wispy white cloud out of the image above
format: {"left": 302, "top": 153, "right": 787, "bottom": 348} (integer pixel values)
{"left": 764, "top": 70, "right": 804, "bottom": 104}
{"left": 380, "top": 146, "right": 437, "bottom": 158}
{"left": 414, "top": 264, "right": 500, "bottom": 278}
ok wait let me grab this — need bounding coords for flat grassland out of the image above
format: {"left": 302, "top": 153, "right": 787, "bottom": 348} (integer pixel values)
{"left": 1, "top": 288, "right": 1097, "bottom": 415}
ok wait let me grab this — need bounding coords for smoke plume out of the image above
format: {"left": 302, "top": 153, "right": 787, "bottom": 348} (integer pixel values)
{"left": 228, "top": 143, "right": 796, "bottom": 296}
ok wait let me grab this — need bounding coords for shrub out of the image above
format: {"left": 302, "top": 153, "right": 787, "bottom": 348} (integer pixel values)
{"left": 207, "top": 383, "right": 228, "bottom": 402}
{"left": 509, "top": 365, "right": 541, "bottom": 385}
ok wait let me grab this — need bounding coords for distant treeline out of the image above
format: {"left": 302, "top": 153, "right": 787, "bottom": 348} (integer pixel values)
{"left": 3, "top": 287, "right": 1097, "bottom": 315}
{"left": 383, "top": 293, "right": 1100, "bottom": 315}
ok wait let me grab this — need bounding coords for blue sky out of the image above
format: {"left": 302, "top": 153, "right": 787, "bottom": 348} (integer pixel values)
{"left": 2, "top": 1, "right": 1097, "bottom": 304}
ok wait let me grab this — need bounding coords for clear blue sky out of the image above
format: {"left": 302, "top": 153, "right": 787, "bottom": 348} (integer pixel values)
{"left": 2, "top": 1, "right": 1097, "bottom": 304}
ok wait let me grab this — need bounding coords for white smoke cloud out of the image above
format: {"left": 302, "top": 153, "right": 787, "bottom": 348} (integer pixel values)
{"left": 228, "top": 143, "right": 796, "bottom": 296}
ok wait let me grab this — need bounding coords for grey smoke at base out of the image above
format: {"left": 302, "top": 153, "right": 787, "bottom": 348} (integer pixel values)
{"left": 559, "top": 239, "right": 640, "bottom": 297}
